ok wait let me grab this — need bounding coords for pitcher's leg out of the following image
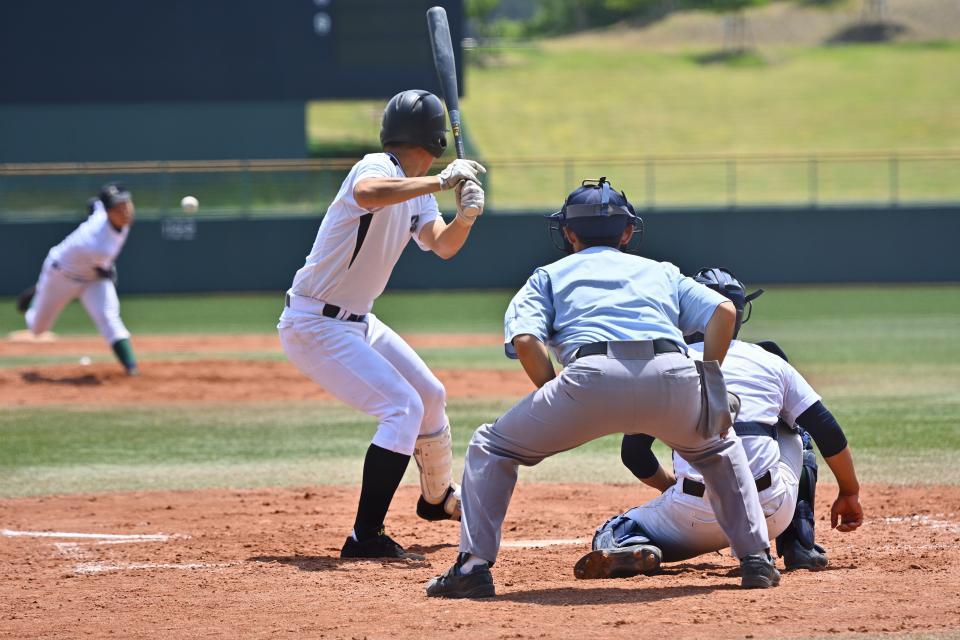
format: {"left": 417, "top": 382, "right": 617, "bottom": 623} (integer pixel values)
{"left": 25, "top": 262, "right": 79, "bottom": 335}
{"left": 80, "top": 280, "right": 137, "bottom": 373}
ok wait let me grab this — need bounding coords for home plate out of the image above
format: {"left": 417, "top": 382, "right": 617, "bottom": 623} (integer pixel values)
{"left": 501, "top": 538, "right": 589, "bottom": 548}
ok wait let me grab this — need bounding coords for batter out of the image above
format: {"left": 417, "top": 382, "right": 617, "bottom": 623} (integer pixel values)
{"left": 16, "top": 183, "right": 138, "bottom": 375}
{"left": 278, "top": 89, "right": 486, "bottom": 559}
{"left": 426, "top": 179, "right": 778, "bottom": 598}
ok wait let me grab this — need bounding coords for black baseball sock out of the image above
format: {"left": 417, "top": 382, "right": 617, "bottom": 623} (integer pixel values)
{"left": 353, "top": 444, "right": 411, "bottom": 541}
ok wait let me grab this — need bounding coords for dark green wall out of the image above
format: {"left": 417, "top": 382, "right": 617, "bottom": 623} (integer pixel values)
{"left": 0, "top": 103, "right": 307, "bottom": 163}
{"left": 2, "top": 205, "right": 956, "bottom": 296}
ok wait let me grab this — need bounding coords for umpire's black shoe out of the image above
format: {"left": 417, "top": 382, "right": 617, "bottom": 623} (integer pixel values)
{"left": 574, "top": 543, "right": 662, "bottom": 580}
{"left": 740, "top": 551, "right": 781, "bottom": 589}
{"left": 340, "top": 531, "right": 422, "bottom": 560}
{"left": 782, "top": 540, "right": 829, "bottom": 571}
{"left": 15, "top": 286, "right": 35, "bottom": 314}
{"left": 426, "top": 561, "right": 495, "bottom": 599}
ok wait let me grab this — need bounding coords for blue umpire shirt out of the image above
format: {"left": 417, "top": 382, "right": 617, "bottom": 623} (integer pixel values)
{"left": 504, "top": 246, "right": 729, "bottom": 366}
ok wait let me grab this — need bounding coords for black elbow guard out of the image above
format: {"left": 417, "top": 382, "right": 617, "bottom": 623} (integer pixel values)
{"left": 796, "top": 401, "right": 848, "bottom": 458}
{"left": 621, "top": 434, "right": 661, "bottom": 480}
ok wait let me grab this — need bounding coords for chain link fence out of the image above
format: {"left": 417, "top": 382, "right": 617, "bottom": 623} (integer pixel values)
{"left": 1, "top": 151, "right": 958, "bottom": 221}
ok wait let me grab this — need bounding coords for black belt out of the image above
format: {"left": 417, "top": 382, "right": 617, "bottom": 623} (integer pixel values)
{"left": 285, "top": 294, "right": 366, "bottom": 322}
{"left": 733, "top": 421, "right": 779, "bottom": 440}
{"left": 682, "top": 470, "right": 773, "bottom": 498}
{"left": 574, "top": 339, "right": 683, "bottom": 360}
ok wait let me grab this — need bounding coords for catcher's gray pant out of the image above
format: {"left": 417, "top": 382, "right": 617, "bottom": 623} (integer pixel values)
{"left": 459, "top": 347, "right": 770, "bottom": 564}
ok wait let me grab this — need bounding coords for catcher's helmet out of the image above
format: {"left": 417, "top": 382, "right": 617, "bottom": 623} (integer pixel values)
{"left": 380, "top": 90, "right": 448, "bottom": 158}
{"left": 98, "top": 183, "right": 132, "bottom": 210}
{"left": 547, "top": 177, "right": 643, "bottom": 253}
{"left": 693, "top": 267, "right": 764, "bottom": 338}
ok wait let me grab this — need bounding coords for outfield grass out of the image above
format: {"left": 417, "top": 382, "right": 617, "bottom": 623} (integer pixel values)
{"left": 309, "top": 42, "right": 960, "bottom": 208}
{"left": 1, "top": 285, "right": 958, "bottom": 496}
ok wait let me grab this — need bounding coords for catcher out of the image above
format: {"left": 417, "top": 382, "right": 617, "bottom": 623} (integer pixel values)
{"left": 576, "top": 268, "right": 863, "bottom": 579}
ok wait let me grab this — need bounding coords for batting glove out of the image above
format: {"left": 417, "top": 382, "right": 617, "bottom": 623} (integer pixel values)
{"left": 437, "top": 159, "right": 486, "bottom": 191}
{"left": 455, "top": 180, "right": 485, "bottom": 226}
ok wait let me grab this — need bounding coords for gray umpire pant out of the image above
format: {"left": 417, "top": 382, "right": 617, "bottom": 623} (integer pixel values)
{"left": 459, "top": 342, "right": 770, "bottom": 564}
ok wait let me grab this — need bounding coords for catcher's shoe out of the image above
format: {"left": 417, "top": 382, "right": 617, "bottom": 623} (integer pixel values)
{"left": 574, "top": 544, "right": 662, "bottom": 580}
{"left": 340, "top": 530, "right": 423, "bottom": 560}
{"left": 416, "top": 484, "right": 461, "bottom": 522}
{"left": 15, "top": 286, "right": 35, "bottom": 314}
{"left": 426, "top": 561, "right": 495, "bottom": 599}
{"left": 782, "top": 541, "right": 828, "bottom": 571}
{"left": 740, "top": 551, "right": 781, "bottom": 589}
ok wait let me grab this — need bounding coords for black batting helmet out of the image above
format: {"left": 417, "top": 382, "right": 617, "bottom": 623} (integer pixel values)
{"left": 547, "top": 177, "right": 643, "bottom": 253}
{"left": 380, "top": 90, "right": 448, "bottom": 158}
{"left": 693, "top": 267, "right": 764, "bottom": 338}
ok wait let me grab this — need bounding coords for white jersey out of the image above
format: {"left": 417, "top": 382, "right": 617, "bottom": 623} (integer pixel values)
{"left": 288, "top": 153, "right": 440, "bottom": 315}
{"left": 48, "top": 201, "right": 129, "bottom": 280}
{"left": 674, "top": 340, "right": 821, "bottom": 481}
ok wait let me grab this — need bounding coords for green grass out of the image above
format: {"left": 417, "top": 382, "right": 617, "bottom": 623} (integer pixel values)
{"left": 309, "top": 42, "right": 960, "bottom": 208}
{"left": 1, "top": 285, "right": 959, "bottom": 496}
{"left": 0, "top": 290, "right": 514, "bottom": 337}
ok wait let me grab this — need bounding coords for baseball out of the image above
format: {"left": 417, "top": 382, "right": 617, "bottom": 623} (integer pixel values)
{"left": 180, "top": 195, "right": 199, "bottom": 213}
{"left": 79, "top": 356, "right": 92, "bottom": 366}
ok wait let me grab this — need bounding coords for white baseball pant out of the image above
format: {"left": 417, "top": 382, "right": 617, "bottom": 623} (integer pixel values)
{"left": 277, "top": 310, "right": 447, "bottom": 455}
{"left": 26, "top": 256, "right": 130, "bottom": 344}
{"left": 622, "top": 427, "right": 803, "bottom": 562}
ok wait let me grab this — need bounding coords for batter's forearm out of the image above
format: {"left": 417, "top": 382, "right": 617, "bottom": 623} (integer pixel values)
{"left": 701, "top": 301, "right": 737, "bottom": 364}
{"left": 513, "top": 335, "right": 555, "bottom": 388}
{"left": 354, "top": 177, "right": 441, "bottom": 209}
{"left": 430, "top": 216, "right": 473, "bottom": 259}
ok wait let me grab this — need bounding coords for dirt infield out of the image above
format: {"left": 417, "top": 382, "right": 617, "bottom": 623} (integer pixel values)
{"left": 3, "top": 333, "right": 960, "bottom": 638}
{"left": 2, "top": 483, "right": 959, "bottom": 639}
{"left": 0, "top": 360, "right": 532, "bottom": 406}
{"left": 1, "top": 333, "right": 525, "bottom": 406}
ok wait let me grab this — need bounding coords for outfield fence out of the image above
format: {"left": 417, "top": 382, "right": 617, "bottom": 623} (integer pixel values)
{"left": 1, "top": 150, "right": 958, "bottom": 220}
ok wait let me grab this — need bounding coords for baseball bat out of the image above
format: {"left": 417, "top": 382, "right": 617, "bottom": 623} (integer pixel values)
{"left": 426, "top": 6, "right": 465, "bottom": 159}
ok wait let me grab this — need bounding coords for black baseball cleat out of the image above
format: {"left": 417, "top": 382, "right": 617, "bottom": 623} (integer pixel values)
{"left": 573, "top": 544, "right": 662, "bottom": 580}
{"left": 781, "top": 541, "right": 829, "bottom": 571}
{"left": 340, "top": 531, "right": 423, "bottom": 560}
{"left": 416, "top": 485, "right": 461, "bottom": 522}
{"left": 15, "top": 286, "right": 35, "bottom": 314}
{"left": 740, "top": 551, "right": 781, "bottom": 588}
{"left": 426, "top": 562, "right": 496, "bottom": 599}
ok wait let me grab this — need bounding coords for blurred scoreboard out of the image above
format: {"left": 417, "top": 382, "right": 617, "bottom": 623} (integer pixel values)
{"left": 0, "top": 0, "right": 463, "bottom": 103}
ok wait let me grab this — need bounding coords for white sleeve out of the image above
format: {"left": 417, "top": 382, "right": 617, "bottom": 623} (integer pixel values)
{"left": 779, "top": 362, "right": 822, "bottom": 425}
{"left": 339, "top": 155, "right": 397, "bottom": 215}
{"left": 411, "top": 194, "right": 441, "bottom": 251}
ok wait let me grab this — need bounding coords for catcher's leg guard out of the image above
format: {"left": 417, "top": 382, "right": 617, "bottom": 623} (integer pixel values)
{"left": 776, "top": 430, "right": 827, "bottom": 569}
{"left": 414, "top": 424, "right": 461, "bottom": 521}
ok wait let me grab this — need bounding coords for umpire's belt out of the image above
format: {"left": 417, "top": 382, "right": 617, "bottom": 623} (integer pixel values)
{"left": 574, "top": 339, "right": 683, "bottom": 360}
{"left": 682, "top": 469, "right": 773, "bottom": 498}
{"left": 285, "top": 294, "right": 366, "bottom": 322}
